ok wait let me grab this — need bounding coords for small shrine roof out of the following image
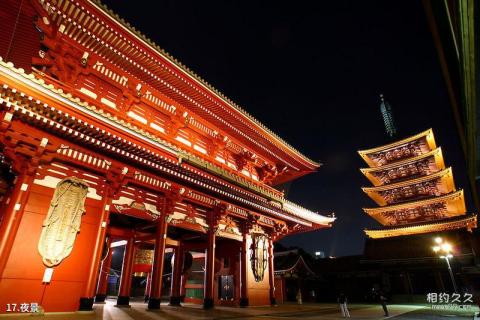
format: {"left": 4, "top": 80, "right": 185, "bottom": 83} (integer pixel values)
{"left": 274, "top": 250, "right": 315, "bottom": 276}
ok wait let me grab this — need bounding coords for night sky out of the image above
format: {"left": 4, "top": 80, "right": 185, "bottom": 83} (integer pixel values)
{"left": 101, "top": 0, "right": 472, "bottom": 257}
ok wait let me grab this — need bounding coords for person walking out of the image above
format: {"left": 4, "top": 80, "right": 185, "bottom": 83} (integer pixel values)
{"left": 378, "top": 290, "right": 389, "bottom": 317}
{"left": 337, "top": 292, "right": 350, "bottom": 318}
{"left": 296, "top": 289, "right": 303, "bottom": 304}
{"left": 372, "top": 288, "right": 389, "bottom": 317}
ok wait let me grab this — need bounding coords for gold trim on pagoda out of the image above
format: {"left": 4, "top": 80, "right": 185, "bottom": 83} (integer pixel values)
{"left": 363, "top": 189, "right": 466, "bottom": 226}
{"left": 359, "top": 129, "right": 475, "bottom": 237}
{"left": 358, "top": 129, "right": 436, "bottom": 168}
{"left": 360, "top": 148, "right": 445, "bottom": 186}
{"left": 362, "top": 167, "right": 456, "bottom": 206}
{"left": 365, "top": 215, "right": 477, "bottom": 239}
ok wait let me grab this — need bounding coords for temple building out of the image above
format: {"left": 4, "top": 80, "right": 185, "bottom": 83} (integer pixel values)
{"left": 0, "top": 0, "right": 335, "bottom": 313}
{"left": 359, "top": 129, "right": 477, "bottom": 239}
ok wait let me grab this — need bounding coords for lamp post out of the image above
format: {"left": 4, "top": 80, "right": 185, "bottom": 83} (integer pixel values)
{"left": 432, "top": 237, "right": 458, "bottom": 293}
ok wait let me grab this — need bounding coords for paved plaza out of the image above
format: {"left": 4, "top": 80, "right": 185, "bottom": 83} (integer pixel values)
{"left": 0, "top": 300, "right": 477, "bottom": 320}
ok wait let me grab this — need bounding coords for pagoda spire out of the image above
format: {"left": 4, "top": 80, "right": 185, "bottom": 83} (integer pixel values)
{"left": 379, "top": 94, "right": 397, "bottom": 138}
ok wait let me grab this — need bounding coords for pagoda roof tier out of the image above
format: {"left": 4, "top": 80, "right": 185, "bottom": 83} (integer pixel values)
{"left": 362, "top": 168, "right": 456, "bottom": 206}
{"left": 363, "top": 190, "right": 466, "bottom": 226}
{"left": 365, "top": 215, "right": 477, "bottom": 239}
{"left": 360, "top": 148, "right": 445, "bottom": 186}
{"left": 0, "top": 58, "right": 335, "bottom": 228}
{"left": 32, "top": 0, "right": 319, "bottom": 184}
{"left": 358, "top": 129, "right": 436, "bottom": 168}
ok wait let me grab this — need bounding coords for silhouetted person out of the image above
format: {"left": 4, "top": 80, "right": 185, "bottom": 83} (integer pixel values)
{"left": 379, "top": 291, "right": 389, "bottom": 316}
{"left": 337, "top": 292, "right": 350, "bottom": 318}
{"left": 296, "top": 289, "right": 302, "bottom": 304}
{"left": 372, "top": 288, "right": 389, "bottom": 317}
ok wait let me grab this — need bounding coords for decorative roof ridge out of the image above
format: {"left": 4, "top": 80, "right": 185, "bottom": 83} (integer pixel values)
{"left": 363, "top": 189, "right": 464, "bottom": 214}
{"left": 0, "top": 56, "right": 328, "bottom": 222}
{"left": 358, "top": 128, "right": 435, "bottom": 160}
{"left": 86, "top": 0, "right": 320, "bottom": 168}
{"left": 361, "top": 167, "right": 454, "bottom": 192}
{"left": 274, "top": 249, "right": 300, "bottom": 256}
{"left": 360, "top": 147, "right": 444, "bottom": 174}
{"left": 282, "top": 200, "right": 335, "bottom": 224}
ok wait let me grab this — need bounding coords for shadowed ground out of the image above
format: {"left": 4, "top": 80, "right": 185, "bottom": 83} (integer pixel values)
{"left": 0, "top": 299, "right": 477, "bottom": 319}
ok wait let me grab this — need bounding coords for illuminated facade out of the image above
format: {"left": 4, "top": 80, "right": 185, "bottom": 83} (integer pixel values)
{"left": 0, "top": 0, "right": 334, "bottom": 313}
{"left": 359, "top": 129, "right": 477, "bottom": 239}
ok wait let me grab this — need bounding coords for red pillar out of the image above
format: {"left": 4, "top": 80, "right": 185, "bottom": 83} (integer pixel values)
{"left": 116, "top": 238, "right": 135, "bottom": 307}
{"left": 239, "top": 230, "right": 249, "bottom": 307}
{"left": 0, "top": 173, "right": 34, "bottom": 279}
{"left": 79, "top": 192, "right": 113, "bottom": 311}
{"left": 147, "top": 216, "right": 168, "bottom": 309}
{"left": 95, "top": 237, "right": 113, "bottom": 303}
{"left": 170, "top": 244, "right": 184, "bottom": 305}
{"left": 268, "top": 238, "right": 276, "bottom": 305}
{"left": 203, "top": 228, "right": 216, "bottom": 309}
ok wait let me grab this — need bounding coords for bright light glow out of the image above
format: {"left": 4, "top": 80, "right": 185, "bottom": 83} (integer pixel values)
{"left": 433, "top": 238, "right": 455, "bottom": 260}
{"left": 315, "top": 251, "right": 321, "bottom": 256}
{"left": 441, "top": 243, "right": 452, "bottom": 253}
{"left": 111, "top": 240, "right": 127, "bottom": 248}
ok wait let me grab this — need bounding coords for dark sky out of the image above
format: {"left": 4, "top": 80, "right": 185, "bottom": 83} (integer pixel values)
{"left": 101, "top": 0, "right": 472, "bottom": 257}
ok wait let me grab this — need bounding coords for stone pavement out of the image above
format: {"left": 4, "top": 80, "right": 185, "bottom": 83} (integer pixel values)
{"left": 0, "top": 299, "right": 476, "bottom": 319}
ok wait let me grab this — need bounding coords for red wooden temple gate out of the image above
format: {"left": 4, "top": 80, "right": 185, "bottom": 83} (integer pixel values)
{"left": 0, "top": 0, "right": 335, "bottom": 313}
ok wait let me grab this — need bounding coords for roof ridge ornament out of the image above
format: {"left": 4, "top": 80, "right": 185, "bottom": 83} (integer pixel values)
{"left": 379, "top": 93, "right": 397, "bottom": 138}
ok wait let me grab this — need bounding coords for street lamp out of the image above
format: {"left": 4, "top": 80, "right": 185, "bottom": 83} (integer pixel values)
{"left": 432, "top": 237, "right": 458, "bottom": 293}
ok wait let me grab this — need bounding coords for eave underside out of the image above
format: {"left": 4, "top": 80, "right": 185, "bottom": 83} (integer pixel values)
{"left": 34, "top": 0, "right": 319, "bottom": 176}
{"left": 358, "top": 129, "right": 436, "bottom": 168}
{"left": 364, "top": 190, "right": 466, "bottom": 226}
{"left": 361, "top": 148, "right": 446, "bottom": 187}
{"left": 365, "top": 215, "right": 477, "bottom": 239}
{"left": 0, "top": 59, "right": 335, "bottom": 228}
{"left": 362, "top": 167, "right": 456, "bottom": 206}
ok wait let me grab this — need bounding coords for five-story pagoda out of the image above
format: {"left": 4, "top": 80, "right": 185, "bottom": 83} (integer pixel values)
{"left": 359, "top": 129, "right": 477, "bottom": 239}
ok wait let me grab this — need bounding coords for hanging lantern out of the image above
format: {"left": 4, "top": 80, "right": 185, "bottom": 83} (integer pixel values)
{"left": 250, "top": 233, "right": 268, "bottom": 282}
